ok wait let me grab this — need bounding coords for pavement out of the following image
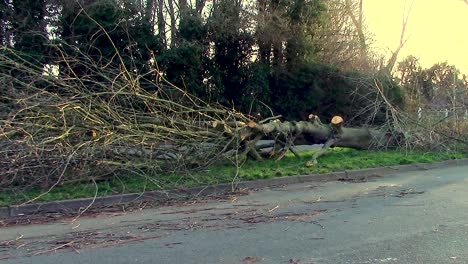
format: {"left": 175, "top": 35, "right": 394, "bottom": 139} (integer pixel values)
{"left": 0, "top": 164, "right": 467, "bottom": 264}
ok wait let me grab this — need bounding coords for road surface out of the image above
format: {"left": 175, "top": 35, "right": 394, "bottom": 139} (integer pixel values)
{"left": 1, "top": 165, "right": 467, "bottom": 264}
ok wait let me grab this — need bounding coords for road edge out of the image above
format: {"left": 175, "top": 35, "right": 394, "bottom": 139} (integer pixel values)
{"left": 1, "top": 158, "right": 468, "bottom": 219}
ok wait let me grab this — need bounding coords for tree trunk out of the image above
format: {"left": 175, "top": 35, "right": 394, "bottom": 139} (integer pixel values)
{"left": 0, "top": 0, "right": 6, "bottom": 46}
{"left": 213, "top": 114, "right": 403, "bottom": 164}
{"left": 167, "top": 0, "right": 177, "bottom": 47}
{"left": 195, "top": 0, "right": 206, "bottom": 14}
{"left": 144, "top": 0, "right": 155, "bottom": 27}
{"left": 156, "top": 0, "right": 166, "bottom": 48}
{"left": 256, "top": 0, "right": 271, "bottom": 65}
{"left": 344, "top": 0, "right": 366, "bottom": 60}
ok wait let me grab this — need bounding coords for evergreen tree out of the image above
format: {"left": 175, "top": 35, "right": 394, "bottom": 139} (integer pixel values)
{"left": 11, "top": 0, "right": 48, "bottom": 64}
{"left": 207, "top": 0, "right": 254, "bottom": 108}
{"left": 60, "top": 0, "right": 161, "bottom": 86}
{"left": 159, "top": 9, "right": 209, "bottom": 98}
{"left": 0, "top": 0, "right": 10, "bottom": 46}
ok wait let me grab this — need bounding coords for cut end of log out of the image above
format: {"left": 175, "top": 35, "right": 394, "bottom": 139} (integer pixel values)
{"left": 331, "top": 116, "right": 343, "bottom": 125}
{"left": 212, "top": 121, "right": 218, "bottom": 128}
{"left": 305, "top": 160, "right": 317, "bottom": 167}
{"left": 248, "top": 120, "right": 257, "bottom": 128}
{"left": 308, "top": 114, "right": 317, "bottom": 120}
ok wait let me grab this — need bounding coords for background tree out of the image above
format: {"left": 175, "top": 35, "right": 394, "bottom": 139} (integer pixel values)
{"left": 308, "top": 0, "right": 384, "bottom": 71}
{"left": 255, "top": 0, "right": 325, "bottom": 67}
{"left": 59, "top": 0, "right": 161, "bottom": 89}
{"left": 397, "top": 56, "right": 467, "bottom": 113}
{"left": 207, "top": 0, "right": 254, "bottom": 107}
{"left": 397, "top": 55, "right": 423, "bottom": 105}
{"left": 159, "top": 8, "right": 209, "bottom": 98}
{"left": 0, "top": 0, "right": 406, "bottom": 122}
{"left": 11, "top": 0, "right": 48, "bottom": 64}
{"left": 0, "top": 0, "right": 11, "bottom": 47}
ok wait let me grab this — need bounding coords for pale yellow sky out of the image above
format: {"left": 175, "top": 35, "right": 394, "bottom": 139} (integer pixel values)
{"left": 364, "top": 0, "right": 468, "bottom": 74}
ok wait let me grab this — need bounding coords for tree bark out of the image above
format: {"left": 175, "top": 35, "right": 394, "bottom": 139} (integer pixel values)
{"left": 156, "top": 0, "right": 166, "bottom": 48}
{"left": 344, "top": 0, "right": 366, "bottom": 60}
{"left": 195, "top": 0, "right": 206, "bottom": 14}
{"left": 214, "top": 114, "right": 403, "bottom": 163}
{"left": 144, "top": 0, "right": 155, "bottom": 27}
{"left": 167, "top": 0, "right": 177, "bottom": 47}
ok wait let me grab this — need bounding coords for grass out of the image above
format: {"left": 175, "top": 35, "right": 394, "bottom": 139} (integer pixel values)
{"left": 0, "top": 148, "right": 466, "bottom": 207}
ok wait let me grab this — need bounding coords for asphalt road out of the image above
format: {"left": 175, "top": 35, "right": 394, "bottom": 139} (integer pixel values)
{"left": 1, "top": 165, "right": 467, "bottom": 264}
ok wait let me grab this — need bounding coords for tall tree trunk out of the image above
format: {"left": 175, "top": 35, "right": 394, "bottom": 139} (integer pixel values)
{"left": 270, "top": 0, "right": 283, "bottom": 67}
{"left": 179, "top": 0, "right": 187, "bottom": 10}
{"left": 0, "top": 0, "right": 6, "bottom": 46}
{"left": 179, "top": 0, "right": 188, "bottom": 10}
{"left": 344, "top": 0, "right": 366, "bottom": 61}
{"left": 256, "top": 0, "right": 271, "bottom": 64}
{"left": 272, "top": 41, "right": 283, "bottom": 67}
{"left": 144, "top": 0, "right": 155, "bottom": 27}
{"left": 195, "top": 0, "right": 206, "bottom": 14}
{"left": 167, "top": 0, "right": 177, "bottom": 47}
{"left": 156, "top": 0, "right": 166, "bottom": 48}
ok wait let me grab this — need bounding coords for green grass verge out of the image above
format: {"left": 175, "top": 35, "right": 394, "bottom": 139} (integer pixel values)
{"left": 1, "top": 148, "right": 466, "bottom": 207}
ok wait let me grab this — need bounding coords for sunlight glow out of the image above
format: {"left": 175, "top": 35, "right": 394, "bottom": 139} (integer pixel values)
{"left": 364, "top": 0, "right": 468, "bottom": 74}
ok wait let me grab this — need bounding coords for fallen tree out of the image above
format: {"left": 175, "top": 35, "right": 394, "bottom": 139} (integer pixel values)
{"left": 211, "top": 113, "right": 404, "bottom": 166}
{"left": 0, "top": 45, "right": 405, "bottom": 190}
{"left": 3, "top": 45, "right": 463, "bottom": 194}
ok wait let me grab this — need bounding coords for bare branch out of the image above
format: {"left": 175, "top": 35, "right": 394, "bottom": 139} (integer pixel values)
{"left": 384, "top": 0, "right": 414, "bottom": 74}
